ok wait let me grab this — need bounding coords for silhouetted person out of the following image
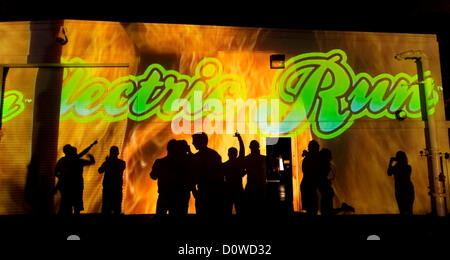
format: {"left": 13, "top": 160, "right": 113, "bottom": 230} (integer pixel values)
{"left": 222, "top": 132, "right": 245, "bottom": 215}
{"left": 150, "top": 139, "right": 178, "bottom": 215}
{"left": 55, "top": 140, "right": 97, "bottom": 215}
{"left": 241, "top": 140, "right": 267, "bottom": 214}
{"left": 190, "top": 132, "right": 223, "bottom": 215}
{"left": 301, "top": 140, "right": 320, "bottom": 215}
{"left": 98, "top": 146, "right": 126, "bottom": 215}
{"left": 388, "top": 151, "right": 414, "bottom": 215}
{"left": 317, "top": 148, "right": 334, "bottom": 215}
{"left": 55, "top": 144, "right": 73, "bottom": 215}
{"left": 173, "top": 140, "right": 193, "bottom": 215}
{"left": 150, "top": 139, "right": 194, "bottom": 216}
{"left": 318, "top": 148, "right": 355, "bottom": 215}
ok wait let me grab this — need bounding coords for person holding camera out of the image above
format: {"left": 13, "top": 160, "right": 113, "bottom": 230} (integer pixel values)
{"left": 388, "top": 151, "right": 414, "bottom": 215}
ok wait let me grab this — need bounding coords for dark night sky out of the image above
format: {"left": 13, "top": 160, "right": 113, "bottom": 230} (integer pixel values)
{"left": 1, "top": 0, "right": 450, "bottom": 118}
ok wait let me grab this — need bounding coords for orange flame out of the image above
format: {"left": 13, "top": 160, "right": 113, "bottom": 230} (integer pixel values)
{"left": 2, "top": 21, "right": 442, "bottom": 215}
{"left": 117, "top": 23, "right": 311, "bottom": 213}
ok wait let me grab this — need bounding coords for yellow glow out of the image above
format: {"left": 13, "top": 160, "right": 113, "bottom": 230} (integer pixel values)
{"left": 0, "top": 21, "right": 446, "bottom": 215}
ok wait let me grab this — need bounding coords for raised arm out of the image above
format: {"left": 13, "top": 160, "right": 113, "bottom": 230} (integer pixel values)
{"left": 236, "top": 132, "right": 245, "bottom": 159}
{"left": 387, "top": 157, "right": 395, "bottom": 176}
{"left": 86, "top": 154, "right": 95, "bottom": 166}
{"left": 78, "top": 140, "right": 98, "bottom": 158}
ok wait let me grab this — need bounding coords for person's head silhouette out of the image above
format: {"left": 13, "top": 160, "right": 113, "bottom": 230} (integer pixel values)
{"left": 109, "top": 146, "right": 120, "bottom": 158}
{"left": 166, "top": 139, "right": 178, "bottom": 156}
{"left": 249, "top": 140, "right": 260, "bottom": 155}
{"left": 63, "top": 144, "right": 77, "bottom": 157}
{"left": 395, "top": 151, "right": 408, "bottom": 165}
{"left": 63, "top": 144, "right": 72, "bottom": 156}
{"left": 308, "top": 140, "right": 320, "bottom": 154}
{"left": 71, "top": 146, "right": 78, "bottom": 156}
{"left": 228, "top": 147, "right": 238, "bottom": 160}
{"left": 192, "top": 132, "right": 208, "bottom": 151}
{"left": 177, "top": 140, "right": 190, "bottom": 155}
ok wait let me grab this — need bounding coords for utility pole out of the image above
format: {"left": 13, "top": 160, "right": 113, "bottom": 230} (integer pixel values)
{"left": 396, "top": 50, "right": 446, "bottom": 216}
{"left": 26, "top": 20, "right": 65, "bottom": 215}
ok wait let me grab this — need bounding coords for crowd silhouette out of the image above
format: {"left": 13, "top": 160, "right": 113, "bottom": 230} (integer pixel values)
{"left": 53, "top": 133, "right": 415, "bottom": 216}
{"left": 150, "top": 132, "right": 268, "bottom": 216}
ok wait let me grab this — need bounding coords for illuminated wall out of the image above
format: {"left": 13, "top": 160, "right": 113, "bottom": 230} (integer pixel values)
{"left": 0, "top": 20, "right": 447, "bottom": 215}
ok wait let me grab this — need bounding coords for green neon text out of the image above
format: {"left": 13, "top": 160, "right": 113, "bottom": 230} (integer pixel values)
{"left": 258, "top": 49, "right": 439, "bottom": 139}
{"left": 1, "top": 90, "right": 25, "bottom": 122}
{"left": 2, "top": 50, "right": 440, "bottom": 140}
{"left": 60, "top": 57, "right": 246, "bottom": 122}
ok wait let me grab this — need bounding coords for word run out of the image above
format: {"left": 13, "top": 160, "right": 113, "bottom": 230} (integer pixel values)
{"left": 2, "top": 50, "right": 440, "bottom": 139}
{"left": 266, "top": 49, "right": 439, "bottom": 138}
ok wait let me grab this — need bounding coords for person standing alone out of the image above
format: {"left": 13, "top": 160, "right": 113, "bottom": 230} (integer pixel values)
{"left": 388, "top": 151, "right": 414, "bottom": 215}
{"left": 98, "top": 146, "right": 126, "bottom": 215}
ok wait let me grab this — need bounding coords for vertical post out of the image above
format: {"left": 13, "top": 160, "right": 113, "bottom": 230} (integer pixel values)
{"left": 416, "top": 58, "right": 446, "bottom": 216}
{"left": 0, "top": 67, "right": 8, "bottom": 142}
{"left": 0, "top": 66, "right": 4, "bottom": 130}
{"left": 0, "top": 66, "right": 3, "bottom": 144}
{"left": 0, "top": 66, "right": 7, "bottom": 130}
{"left": 26, "top": 21, "right": 64, "bottom": 215}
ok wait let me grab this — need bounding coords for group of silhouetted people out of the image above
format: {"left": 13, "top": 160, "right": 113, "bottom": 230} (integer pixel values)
{"left": 300, "top": 140, "right": 355, "bottom": 215}
{"left": 301, "top": 140, "right": 415, "bottom": 216}
{"left": 54, "top": 135, "right": 415, "bottom": 216}
{"left": 55, "top": 141, "right": 126, "bottom": 215}
{"left": 150, "top": 132, "right": 267, "bottom": 216}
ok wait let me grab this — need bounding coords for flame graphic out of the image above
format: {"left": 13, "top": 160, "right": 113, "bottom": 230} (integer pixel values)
{"left": 59, "top": 21, "right": 137, "bottom": 213}
{"left": 118, "top": 23, "right": 310, "bottom": 213}
{"left": 0, "top": 21, "right": 445, "bottom": 215}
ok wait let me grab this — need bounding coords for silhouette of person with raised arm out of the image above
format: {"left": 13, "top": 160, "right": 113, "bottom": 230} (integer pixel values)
{"left": 388, "top": 151, "right": 414, "bottom": 215}
{"left": 222, "top": 132, "right": 245, "bottom": 215}
{"left": 301, "top": 140, "right": 320, "bottom": 215}
{"left": 150, "top": 139, "right": 178, "bottom": 215}
{"left": 190, "top": 132, "right": 223, "bottom": 215}
{"left": 318, "top": 148, "right": 355, "bottom": 215}
{"left": 55, "top": 140, "right": 97, "bottom": 215}
{"left": 98, "top": 146, "right": 126, "bottom": 215}
{"left": 241, "top": 140, "right": 267, "bottom": 215}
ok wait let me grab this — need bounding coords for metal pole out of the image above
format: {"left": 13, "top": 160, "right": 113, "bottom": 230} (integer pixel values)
{"left": 416, "top": 58, "right": 447, "bottom": 216}
{"left": 0, "top": 66, "right": 8, "bottom": 130}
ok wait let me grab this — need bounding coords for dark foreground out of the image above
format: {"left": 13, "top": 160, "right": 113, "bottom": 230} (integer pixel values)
{"left": 1, "top": 214, "right": 449, "bottom": 250}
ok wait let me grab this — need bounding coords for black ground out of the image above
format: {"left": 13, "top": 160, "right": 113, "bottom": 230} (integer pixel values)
{"left": 1, "top": 214, "right": 448, "bottom": 244}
